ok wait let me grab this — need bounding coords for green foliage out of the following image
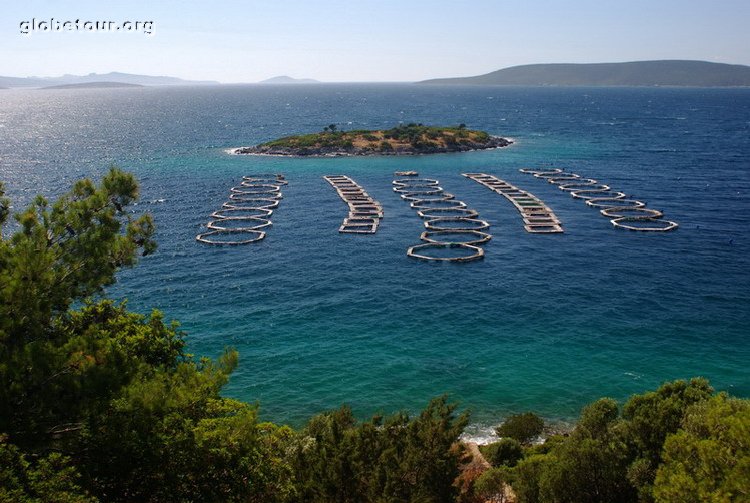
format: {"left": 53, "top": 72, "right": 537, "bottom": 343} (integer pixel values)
{"left": 539, "top": 398, "right": 634, "bottom": 503}
{"left": 260, "top": 124, "right": 491, "bottom": 153}
{"left": 653, "top": 393, "right": 750, "bottom": 502}
{"left": 474, "top": 467, "right": 511, "bottom": 503}
{"left": 480, "top": 438, "right": 523, "bottom": 467}
{"left": 0, "top": 167, "right": 155, "bottom": 342}
{"left": 495, "top": 412, "right": 544, "bottom": 444}
{"left": 0, "top": 170, "right": 298, "bottom": 502}
{"left": 0, "top": 436, "right": 95, "bottom": 503}
{"left": 474, "top": 131, "right": 490, "bottom": 142}
{"left": 82, "top": 351, "right": 295, "bottom": 502}
{"left": 621, "top": 377, "right": 714, "bottom": 501}
{"left": 291, "top": 396, "right": 469, "bottom": 503}
{"left": 505, "top": 380, "right": 724, "bottom": 503}
{"left": 511, "top": 454, "right": 549, "bottom": 503}
{"left": 0, "top": 168, "right": 157, "bottom": 449}
{"left": 522, "top": 434, "right": 567, "bottom": 457}
{"left": 0, "top": 181, "right": 10, "bottom": 238}
{"left": 577, "top": 397, "right": 619, "bottom": 438}
{"left": 3, "top": 299, "right": 185, "bottom": 452}
{"left": 537, "top": 399, "right": 634, "bottom": 503}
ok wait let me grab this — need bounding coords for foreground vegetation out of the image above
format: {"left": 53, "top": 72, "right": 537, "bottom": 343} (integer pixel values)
{"left": 468, "top": 380, "right": 749, "bottom": 503}
{"left": 1, "top": 171, "right": 748, "bottom": 502}
{"left": 233, "top": 123, "right": 511, "bottom": 156}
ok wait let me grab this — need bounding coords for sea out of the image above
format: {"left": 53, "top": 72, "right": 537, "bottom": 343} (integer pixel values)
{"left": 1, "top": 84, "right": 748, "bottom": 441}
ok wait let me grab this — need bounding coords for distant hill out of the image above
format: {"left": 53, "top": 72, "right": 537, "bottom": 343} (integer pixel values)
{"left": 0, "top": 72, "right": 219, "bottom": 88}
{"left": 41, "top": 82, "right": 144, "bottom": 90}
{"left": 259, "top": 75, "right": 320, "bottom": 84}
{"left": 419, "top": 60, "right": 750, "bottom": 87}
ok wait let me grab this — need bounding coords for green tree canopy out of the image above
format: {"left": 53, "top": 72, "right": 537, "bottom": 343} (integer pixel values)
{"left": 503, "top": 379, "right": 728, "bottom": 503}
{"left": 538, "top": 398, "right": 635, "bottom": 503}
{"left": 495, "top": 412, "right": 544, "bottom": 444}
{"left": 481, "top": 438, "right": 523, "bottom": 468}
{"left": 653, "top": 393, "right": 750, "bottom": 502}
{"left": 291, "top": 396, "right": 469, "bottom": 503}
{"left": 622, "top": 377, "right": 714, "bottom": 501}
{"left": 0, "top": 168, "right": 156, "bottom": 448}
{"left": 0, "top": 169, "right": 295, "bottom": 502}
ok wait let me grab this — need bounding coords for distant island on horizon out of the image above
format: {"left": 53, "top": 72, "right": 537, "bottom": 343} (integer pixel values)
{"left": 5, "top": 60, "right": 750, "bottom": 88}
{"left": 233, "top": 124, "right": 511, "bottom": 156}
{"left": 259, "top": 75, "right": 320, "bottom": 84}
{"left": 41, "top": 81, "right": 144, "bottom": 90}
{"left": 0, "top": 72, "right": 219, "bottom": 89}
{"left": 419, "top": 60, "right": 750, "bottom": 87}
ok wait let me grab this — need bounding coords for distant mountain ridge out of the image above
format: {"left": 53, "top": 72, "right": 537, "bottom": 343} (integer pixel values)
{"left": 0, "top": 72, "right": 219, "bottom": 88}
{"left": 419, "top": 60, "right": 750, "bottom": 87}
{"left": 259, "top": 75, "right": 320, "bottom": 84}
{"left": 42, "top": 82, "right": 144, "bottom": 90}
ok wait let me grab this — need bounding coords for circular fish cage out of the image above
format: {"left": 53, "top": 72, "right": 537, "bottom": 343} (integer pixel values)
{"left": 406, "top": 242, "right": 484, "bottom": 262}
{"left": 520, "top": 168, "right": 678, "bottom": 232}
{"left": 196, "top": 174, "right": 286, "bottom": 245}
{"left": 394, "top": 175, "right": 491, "bottom": 262}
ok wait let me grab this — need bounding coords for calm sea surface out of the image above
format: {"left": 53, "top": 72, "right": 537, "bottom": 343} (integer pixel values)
{"left": 1, "top": 84, "right": 748, "bottom": 438}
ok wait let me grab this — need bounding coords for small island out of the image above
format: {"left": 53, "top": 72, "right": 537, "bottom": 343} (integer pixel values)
{"left": 258, "top": 75, "right": 320, "bottom": 84}
{"left": 232, "top": 124, "right": 512, "bottom": 156}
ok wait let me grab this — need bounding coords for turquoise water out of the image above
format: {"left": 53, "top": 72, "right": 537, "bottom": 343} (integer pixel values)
{"left": 1, "top": 84, "right": 748, "bottom": 436}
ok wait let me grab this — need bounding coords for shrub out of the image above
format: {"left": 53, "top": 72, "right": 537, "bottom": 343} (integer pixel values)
{"left": 0, "top": 437, "right": 95, "bottom": 503}
{"left": 495, "top": 413, "right": 544, "bottom": 444}
{"left": 474, "top": 467, "right": 512, "bottom": 503}
{"left": 622, "top": 377, "right": 714, "bottom": 500}
{"left": 653, "top": 393, "right": 750, "bottom": 502}
{"left": 511, "top": 454, "right": 549, "bottom": 503}
{"left": 538, "top": 408, "right": 635, "bottom": 503}
{"left": 474, "top": 131, "right": 490, "bottom": 142}
{"left": 480, "top": 438, "right": 523, "bottom": 467}
{"left": 291, "top": 396, "right": 468, "bottom": 503}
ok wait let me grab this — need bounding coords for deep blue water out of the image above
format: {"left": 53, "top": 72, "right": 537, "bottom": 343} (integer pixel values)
{"left": 1, "top": 84, "right": 749, "bottom": 438}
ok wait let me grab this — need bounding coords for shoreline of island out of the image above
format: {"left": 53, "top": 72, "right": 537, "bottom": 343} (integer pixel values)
{"left": 230, "top": 124, "right": 513, "bottom": 157}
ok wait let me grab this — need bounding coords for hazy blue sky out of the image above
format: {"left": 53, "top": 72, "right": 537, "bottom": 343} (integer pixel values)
{"left": 3, "top": 0, "right": 749, "bottom": 82}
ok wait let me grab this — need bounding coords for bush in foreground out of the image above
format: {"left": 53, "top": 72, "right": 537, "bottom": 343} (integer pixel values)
{"left": 491, "top": 378, "right": 749, "bottom": 503}
{"left": 653, "top": 393, "right": 750, "bottom": 502}
{"left": 495, "top": 412, "right": 545, "bottom": 444}
{"left": 473, "top": 467, "right": 512, "bottom": 503}
{"left": 480, "top": 438, "right": 523, "bottom": 467}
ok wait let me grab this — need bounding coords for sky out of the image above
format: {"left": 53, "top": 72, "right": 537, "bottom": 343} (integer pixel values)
{"left": 2, "top": 0, "right": 750, "bottom": 83}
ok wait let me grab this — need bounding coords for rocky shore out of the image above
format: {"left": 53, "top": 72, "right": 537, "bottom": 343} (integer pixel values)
{"left": 232, "top": 136, "right": 511, "bottom": 156}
